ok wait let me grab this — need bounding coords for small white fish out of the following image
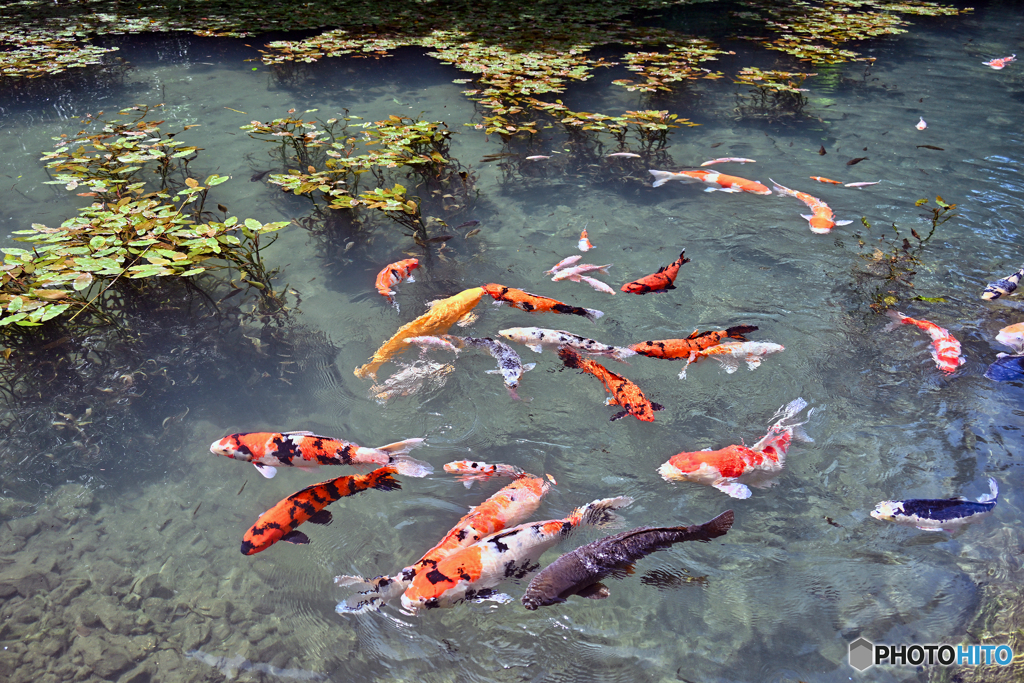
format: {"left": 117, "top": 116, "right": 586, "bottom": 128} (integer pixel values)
{"left": 405, "top": 335, "right": 462, "bottom": 356}
{"left": 551, "top": 264, "right": 612, "bottom": 281}
{"left": 498, "top": 327, "right": 636, "bottom": 362}
{"left": 606, "top": 152, "right": 641, "bottom": 158}
{"left": 525, "top": 155, "right": 551, "bottom": 160}
{"left": 543, "top": 255, "right": 583, "bottom": 275}
{"left": 916, "top": 117, "right": 927, "bottom": 130}
{"left": 700, "top": 157, "right": 756, "bottom": 166}
{"left": 844, "top": 181, "right": 881, "bottom": 188}
{"left": 679, "top": 341, "right": 785, "bottom": 379}
{"left": 571, "top": 274, "right": 616, "bottom": 295}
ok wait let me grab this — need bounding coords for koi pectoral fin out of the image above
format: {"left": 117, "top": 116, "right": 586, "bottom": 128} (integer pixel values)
{"left": 835, "top": 220, "right": 854, "bottom": 226}
{"left": 308, "top": 510, "right": 333, "bottom": 526}
{"left": 281, "top": 530, "right": 311, "bottom": 545}
{"left": 254, "top": 464, "right": 277, "bottom": 479}
{"left": 712, "top": 480, "right": 752, "bottom": 499}
{"left": 576, "top": 582, "right": 611, "bottom": 600}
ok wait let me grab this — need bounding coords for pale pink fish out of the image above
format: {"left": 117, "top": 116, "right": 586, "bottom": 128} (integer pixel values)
{"left": 916, "top": 117, "right": 927, "bottom": 130}
{"left": 551, "top": 263, "right": 612, "bottom": 281}
{"left": 405, "top": 335, "right": 461, "bottom": 356}
{"left": 607, "top": 152, "right": 641, "bottom": 158}
{"left": 571, "top": 274, "right": 616, "bottom": 295}
{"left": 525, "top": 155, "right": 551, "bottom": 160}
{"left": 543, "top": 255, "right": 582, "bottom": 275}
{"left": 983, "top": 54, "right": 1016, "bottom": 70}
{"left": 700, "top": 157, "right": 756, "bottom": 166}
{"left": 844, "top": 181, "right": 881, "bottom": 188}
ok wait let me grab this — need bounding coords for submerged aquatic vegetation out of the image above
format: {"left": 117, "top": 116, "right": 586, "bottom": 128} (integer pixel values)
{"left": 613, "top": 41, "right": 726, "bottom": 93}
{"left": 734, "top": 67, "right": 815, "bottom": 118}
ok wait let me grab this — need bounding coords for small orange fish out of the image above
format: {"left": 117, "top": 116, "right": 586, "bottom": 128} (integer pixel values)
{"left": 983, "top": 54, "right": 1016, "bottom": 70}
{"left": 630, "top": 325, "right": 758, "bottom": 360}
{"left": 810, "top": 176, "right": 842, "bottom": 184}
{"left": 481, "top": 283, "right": 603, "bottom": 322}
{"left": 241, "top": 467, "right": 399, "bottom": 555}
{"left": 621, "top": 250, "right": 689, "bottom": 294}
{"left": 375, "top": 258, "right": 419, "bottom": 302}
{"left": 578, "top": 228, "right": 593, "bottom": 252}
{"left": 649, "top": 169, "right": 772, "bottom": 195}
{"left": 770, "top": 179, "right": 852, "bottom": 234}
{"left": 884, "top": 311, "right": 964, "bottom": 374}
{"left": 558, "top": 346, "right": 663, "bottom": 421}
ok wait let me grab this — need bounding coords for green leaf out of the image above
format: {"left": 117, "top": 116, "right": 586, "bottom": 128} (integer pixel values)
{"left": 206, "top": 174, "right": 230, "bottom": 186}
{"left": 180, "top": 267, "right": 206, "bottom": 277}
{"left": 40, "top": 303, "right": 70, "bottom": 322}
{"left": 244, "top": 218, "right": 263, "bottom": 231}
{"left": 73, "top": 273, "right": 94, "bottom": 291}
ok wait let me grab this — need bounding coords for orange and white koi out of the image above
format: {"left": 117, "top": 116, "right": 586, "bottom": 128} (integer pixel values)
{"left": 544, "top": 255, "right": 582, "bottom": 275}
{"left": 983, "top": 54, "right": 1016, "bottom": 70}
{"left": 700, "top": 157, "right": 756, "bottom": 166}
{"left": 621, "top": 250, "right": 689, "bottom": 294}
{"left": 558, "top": 346, "right": 663, "bottom": 421}
{"left": 210, "top": 431, "right": 431, "bottom": 478}
{"left": 374, "top": 258, "right": 419, "bottom": 303}
{"left": 481, "top": 283, "right": 604, "bottom": 322}
{"left": 658, "top": 398, "right": 812, "bottom": 499}
{"left": 335, "top": 471, "right": 552, "bottom": 611}
{"left": 679, "top": 341, "right": 785, "bottom": 379}
{"left": 573, "top": 274, "right": 616, "bottom": 295}
{"left": 443, "top": 459, "right": 526, "bottom": 487}
{"left": 241, "top": 467, "right": 400, "bottom": 555}
{"left": 400, "top": 495, "right": 633, "bottom": 611}
{"left": 354, "top": 286, "right": 485, "bottom": 379}
{"left": 916, "top": 117, "right": 928, "bottom": 130}
{"left": 578, "top": 228, "right": 594, "bottom": 252}
{"left": 630, "top": 325, "right": 759, "bottom": 360}
{"left": 810, "top": 176, "right": 842, "bottom": 184}
{"left": 551, "top": 263, "right": 612, "bottom": 281}
{"left": 499, "top": 327, "right": 636, "bottom": 362}
{"left": 995, "top": 322, "right": 1024, "bottom": 355}
{"left": 649, "top": 169, "right": 772, "bottom": 195}
{"left": 982, "top": 265, "right": 1024, "bottom": 300}
{"left": 769, "top": 178, "right": 852, "bottom": 234}
{"left": 884, "top": 311, "right": 964, "bottom": 374}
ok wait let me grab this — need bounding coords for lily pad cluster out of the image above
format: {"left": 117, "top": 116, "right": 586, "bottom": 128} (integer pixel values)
{"left": 733, "top": 67, "right": 816, "bottom": 118}
{"left": 0, "top": 27, "right": 116, "bottom": 78}
{"left": 613, "top": 41, "right": 727, "bottom": 93}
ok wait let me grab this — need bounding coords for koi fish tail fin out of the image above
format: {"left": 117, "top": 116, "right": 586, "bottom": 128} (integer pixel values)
{"left": 611, "top": 347, "right": 638, "bottom": 363}
{"left": 767, "top": 397, "right": 813, "bottom": 436}
{"left": 390, "top": 455, "right": 433, "bottom": 478}
{"left": 649, "top": 169, "right": 682, "bottom": 187}
{"left": 726, "top": 325, "right": 759, "bottom": 340}
{"left": 768, "top": 178, "right": 789, "bottom": 195}
{"left": 362, "top": 437, "right": 432, "bottom": 477}
{"left": 583, "top": 307, "right": 605, "bottom": 322}
{"left": 978, "top": 478, "right": 999, "bottom": 504}
{"left": 697, "top": 509, "right": 735, "bottom": 539}
{"left": 884, "top": 310, "right": 909, "bottom": 331}
{"left": 568, "top": 495, "right": 635, "bottom": 528}
{"left": 333, "top": 573, "right": 407, "bottom": 613}
{"left": 791, "top": 424, "right": 814, "bottom": 444}
{"left": 369, "top": 467, "right": 402, "bottom": 491}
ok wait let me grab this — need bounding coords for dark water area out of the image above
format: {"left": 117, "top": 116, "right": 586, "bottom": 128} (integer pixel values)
{"left": 1, "top": 3, "right": 1024, "bottom": 682}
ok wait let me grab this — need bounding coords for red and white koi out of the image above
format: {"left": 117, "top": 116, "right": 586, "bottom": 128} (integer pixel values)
{"left": 210, "top": 431, "right": 431, "bottom": 478}
{"left": 916, "top": 117, "right": 927, "bottom": 130}
{"left": 443, "top": 459, "right": 526, "bottom": 487}
{"left": 400, "top": 495, "right": 633, "bottom": 611}
{"left": 983, "top": 54, "right": 1016, "bottom": 70}
{"left": 658, "top": 398, "right": 813, "bottom": 499}
{"left": 884, "top": 311, "right": 964, "bottom": 374}
{"left": 578, "top": 228, "right": 594, "bottom": 251}
{"left": 769, "top": 178, "right": 852, "bottom": 234}
{"left": 700, "top": 157, "right": 756, "bottom": 166}
{"left": 649, "top": 169, "right": 772, "bottom": 195}
{"left": 498, "top": 327, "right": 636, "bottom": 362}
{"left": 551, "top": 263, "right": 612, "bottom": 282}
{"left": 374, "top": 258, "right": 419, "bottom": 304}
{"left": 679, "top": 341, "right": 785, "bottom": 379}
{"left": 543, "top": 255, "right": 582, "bottom": 275}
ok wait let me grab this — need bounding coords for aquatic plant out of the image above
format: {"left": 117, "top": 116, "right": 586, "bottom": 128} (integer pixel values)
{"left": 734, "top": 67, "right": 815, "bottom": 118}
{"left": 613, "top": 41, "right": 726, "bottom": 93}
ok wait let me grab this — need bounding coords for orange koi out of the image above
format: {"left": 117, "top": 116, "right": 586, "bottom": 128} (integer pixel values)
{"left": 770, "top": 178, "right": 852, "bottom": 234}
{"left": 658, "top": 398, "right": 812, "bottom": 498}
{"left": 400, "top": 495, "right": 633, "bottom": 611}
{"left": 983, "top": 54, "right": 1016, "bottom": 70}
{"left": 884, "top": 311, "right": 964, "bottom": 374}
{"left": 374, "top": 258, "right": 419, "bottom": 303}
{"left": 995, "top": 322, "right": 1024, "bottom": 355}
{"left": 810, "top": 176, "right": 842, "bottom": 184}
{"left": 210, "top": 431, "right": 431, "bottom": 478}
{"left": 620, "top": 250, "right": 689, "bottom": 294}
{"left": 680, "top": 340, "right": 785, "bottom": 379}
{"left": 481, "top": 283, "right": 603, "bottom": 322}
{"left": 649, "top": 169, "right": 772, "bottom": 195}
{"left": 443, "top": 459, "right": 526, "bottom": 486}
{"left": 241, "top": 467, "right": 399, "bottom": 555}
{"left": 558, "top": 346, "right": 664, "bottom": 421}
{"left": 630, "top": 325, "right": 759, "bottom": 360}
{"left": 578, "top": 228, "right": 593, "bottom": 251}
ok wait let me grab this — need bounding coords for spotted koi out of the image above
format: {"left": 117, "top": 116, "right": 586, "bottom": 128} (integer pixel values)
{"left": 374, "top": 258, "right": 419, "bottom": 304}
{"left": 982, "top": 265, "right": 1024, "bottom": 300}
{"left": 620, "top": 250, "right": 689, "bottom": 295}
{"left": 630, "top": 325, "right": 758, "bottom": 360}
{"left": 679, "top": 340, "right": 785, "bottom": 379}
{"left": 481, "top": 283, "right": 603, "bottom": 322}
{"left": 558, "top": 346, "right": 663, "bottom": 422}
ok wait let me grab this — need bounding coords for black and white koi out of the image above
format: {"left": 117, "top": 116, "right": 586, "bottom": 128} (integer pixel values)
{"left": 440, "top": 335, "right": 536, "bottom": 398}
{"left": 870, "top": 478, "right": 998, "bottom": 532}
{"left": 498, "top": 327, "right": 636, "bottom": 362}
{"left": 982, "top": 265, "right": 1024, "bottom": 300}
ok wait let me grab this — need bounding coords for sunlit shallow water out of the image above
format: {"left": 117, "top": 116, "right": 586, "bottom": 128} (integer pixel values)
{"left": 1, "top": 4, "right": 1023, "bottom": 683}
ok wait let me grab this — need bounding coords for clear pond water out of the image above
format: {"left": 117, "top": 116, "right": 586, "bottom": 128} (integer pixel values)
{"left": 1, "top": 4, "right": 1023, "bottom": 683}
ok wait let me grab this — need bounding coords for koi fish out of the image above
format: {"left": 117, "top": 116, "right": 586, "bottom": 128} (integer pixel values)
{"left": 649, "top": 169, "right": 772, "bottom": 195}
{"left": 438, "top": 335, "right": 536, "bottom": 398}
{"left": 658, "top": 398, "right": 812, "bottom": 498}
{"left": 499, "top": 327, "right": 636, "bottom": 362}
{"left": 354, "top": 286, "right": 484, "bottom": 379}
{"left": 700, "top": 158, "right": 756, "bottom": 166}
{"left": 558, "top": 346, "right": 663, "bottom": 421}
{"left": 629, "top": 325, "right": 759, "bottom": 360}
{"left": 481, "top": 283, "right": 604, "bottom": 322}
{"left": 995, "top": 322, "right": 1024, "bottom": 355}
{"left": 871, "top": 478, "right": 998, "bottom": 532}
{"left": 810, "top": 176, "right": 841, "bottom": 184}
{"left": 573, "top": 274, "right": 617, "bottom": 295}
{"left": 544, "top": 255, "right": 582, "bottom": 275}
{"left": 983, "top": 54, "right": 1016, "bottom": 69}
{"left": 621, "top": 250, "right": 689, "bottom": 294}
{"left": 210, "top": 431, "right": 431, "bottom": 478}
{"left": 370, "top": 360, "right": 455, "bottom": 403}
{"left": 374, "top": 258, "right": 419, "bottom": 303}
{"left": 404, "top": 335, "right": 462, "bottom": 356}
{"left": 521, "top": 510, "right": 734, "bottom": 609}
{"left": 551, "top": 263, "right": 612, "bottom": 281}
{"left": 443, "top": 459, "right": 526, "bottom": 487}
{"left": 578, "top": 228, "right": 594, "bottom": 252}
{"left": 884, "top": 310, "right": 964, "bottom": 374}
{"left": 335, "top": 472, "right": 552, "bottom": 611}
{"left": 679, "top": 341, "right": 785, "bottom": 379}
{"left": 525, "top": 155, "right": 551, "bottom": 160}
{"left": 769, "top": 178, "right": 853, "bottom": 234}
{"left": 982, "top": 265, "right": 1024, "bottom": 300}
{"left": 401, "top": 495, "right": 634, "bottom": 611}
{"left": 844, "top": 181, "right": 881, "bottom": 188}
{"left": 916, "top": 117, "right": 927, "bottom": 130}
{"left": 985, "top": 354, "right": 1024, "bottom": 382}
{"left": 607, "top": 152, "right": 641, "bottom": 158}
{"left": 241, "top": 467, "right": 400, "bottom": 555}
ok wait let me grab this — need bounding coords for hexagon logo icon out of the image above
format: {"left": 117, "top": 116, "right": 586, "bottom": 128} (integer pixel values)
{"left": 849, "top": 637, "right": 874, "bottom": 671}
